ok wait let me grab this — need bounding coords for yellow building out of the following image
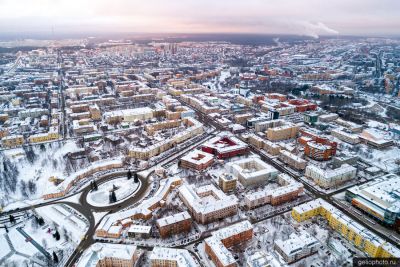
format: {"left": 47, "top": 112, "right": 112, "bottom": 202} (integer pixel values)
{"left": 292, "top": 199, "right": 400, "bottom": 258}
{"left": 28, "top": 126, "right": 59, "bottom": 143}
{"left": 2, "top": 134, "right": 24, "bottom": 148}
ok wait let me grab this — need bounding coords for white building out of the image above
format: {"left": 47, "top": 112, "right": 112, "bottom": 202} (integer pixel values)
{"left": 274, "top": 231, "right": 319, "bottom": 263}
{"left": 226, "top": 157, "right": 278, "bottom": 187}
{"left": 331, "top": 129, "right": 360, "bottom": 144}
{"left": 103, "top": 107, "right": 154, "bottom": 123}
{"left": 305, "top": 164, "right": 357, "bottom": 188}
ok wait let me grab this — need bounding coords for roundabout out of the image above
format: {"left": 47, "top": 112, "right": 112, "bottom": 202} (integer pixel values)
{"left": 86, "top": 177, "right": 142, "bottom": 207}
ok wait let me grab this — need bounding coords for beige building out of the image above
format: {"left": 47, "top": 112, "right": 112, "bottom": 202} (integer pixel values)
{"left": 89, "top": 104, "right": 101, "bottom": 120}
{"left": 2, "top": 134, "right": 24, "bottom": 148}
{"left": 218, "top": 173, "right": 238, "bottom": 192}
{"left": 267, "top": 123, "right": 299, "bottom": 141}
{"left": 76, "top": 243, "right": 138, "bottom": 267}
{"left": 179, "top": 184, "right": 238, "bottom": 224}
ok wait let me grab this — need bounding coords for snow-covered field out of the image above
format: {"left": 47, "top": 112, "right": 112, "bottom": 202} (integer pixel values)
{"left": 0, "top": 203, "right": 86, "bottom": 267}
{"left": 36, "top": 204, "right": 88, "bottom": 245}
{"left": 0, "top": 140, "right": 80, "bottom": 210}
{"left": 86, "top": 177, "right": 141, "bottom": 207}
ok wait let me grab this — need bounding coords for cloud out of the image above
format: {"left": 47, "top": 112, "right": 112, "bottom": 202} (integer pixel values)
{"left": 288, "top": 21, "right": 339, "bottom": 38}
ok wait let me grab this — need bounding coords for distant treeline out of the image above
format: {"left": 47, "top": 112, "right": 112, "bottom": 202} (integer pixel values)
{"left": 0, "top": 46, "right": 42, "bottom": 53}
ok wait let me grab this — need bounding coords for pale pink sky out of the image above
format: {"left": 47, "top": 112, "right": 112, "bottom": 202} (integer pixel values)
{"left": 0, "top": 0, "right": 399, "bottom": 37}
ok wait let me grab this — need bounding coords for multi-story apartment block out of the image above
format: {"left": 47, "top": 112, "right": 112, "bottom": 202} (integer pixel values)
{"left": 77, "top": 243, "right": 138, "bottom": 267}
{"left": 205, "top": 220, "right": 253, "bottom": 267}
{"left": 179, "top": 184, "right": 238, "bottom": 224}
{"left": 150, "top": 247, "right": 197, "bottom": 267}
{"left": 244, "top": 173, "right": 303, "bottom": 209}
{"left": 305, "top": 164, "right": 357, "bottom": 189}
{"left": 292, "top": 199, "right": 400, "bottom": 258}
{"left": 218, "top": 173, "right": 238, "bottom": 192}
{"left": 266, "top": 122, "right": 299, "bottom": 141}
{"left": 274, "top": 231, "right": 319, "bottom": 263}
{"left": 180, "top": 150, "right": 214, "bottom": 171}
{"left": 156, "top": 211, "right": 192, "bottom": 238}
{"left": 1, "top": 134, "right": 24, "bottom": 148}
{"left": 278, "top": 150, "right": 307, "bottom": 170}
{"left": 331, "top": 129, "right": 360, "bottom": 144}
{"left": 226, "top": 157, "right": 278, "bottom": 187}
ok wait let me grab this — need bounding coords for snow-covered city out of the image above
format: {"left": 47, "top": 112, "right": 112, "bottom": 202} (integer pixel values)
{"left": 1, "top": 1, "right": 400, "bottom": 267}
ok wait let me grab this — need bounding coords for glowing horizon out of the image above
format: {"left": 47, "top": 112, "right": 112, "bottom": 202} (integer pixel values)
{"left": 0, "top": 0, "right": 399, "bottom": 38}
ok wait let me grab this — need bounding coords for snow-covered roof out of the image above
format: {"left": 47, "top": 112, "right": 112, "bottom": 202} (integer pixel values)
{"left": 128, "top": 225, "right": 152, "bottom": 234}
{"left": 205, "top": 220, "right": 253, "bottom": 266}
{"left": 306, "top": 163, "right": 356, "bottom": 180}
{"left": 179, "top": 184, "right": 238, "bottom": 216}
{"left": 347, "top": 173, "right": 400, "bottom": 213}
{"left": 180, "top": 150, "right": 214, "bottom": 166}
{"left": 150, "top": 247, "right": 197, "bottom": 267}
{"left": 226, "top": 157, "right": 278, "bottom": 182}
{"left": 77, "top": 243, "right": 137, "bottom": 267}
{"left": 156, "top": 211, "right": 191, "bottom": 228}
{"left": 275, "top": 231, "right": 319, "bottom": 257}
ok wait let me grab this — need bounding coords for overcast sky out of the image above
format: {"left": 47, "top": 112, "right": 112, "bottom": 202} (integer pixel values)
{"left": 0, "top": 0, "right": 399, "bottom": 37}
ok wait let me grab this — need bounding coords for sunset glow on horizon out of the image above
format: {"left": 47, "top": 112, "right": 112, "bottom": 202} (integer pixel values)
{"left": 0, "top": 0, "right": 399, "bottom": 37}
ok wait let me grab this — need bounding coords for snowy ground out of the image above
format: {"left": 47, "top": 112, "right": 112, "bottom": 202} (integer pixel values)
{"left": 36, "top": 204, "right": 88, "bottom": 245}
{"left": 86, "top": 178, "right": 141, "bottom": 207}
{"left": 0, "top": 140, "right": 80, "bottom": 210}
{"left": 0, "top": 203, "right": 87, "bottom": 266}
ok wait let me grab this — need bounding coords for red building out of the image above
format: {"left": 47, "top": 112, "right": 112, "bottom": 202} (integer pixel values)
{"left": 288, "top": 99, "right": 317, "bottom": 112}
{"left": 202, "top": 135, "right": 248, "bottom": 159}
{"left": 299, "top": 130, "right": 337, "bottom": 161}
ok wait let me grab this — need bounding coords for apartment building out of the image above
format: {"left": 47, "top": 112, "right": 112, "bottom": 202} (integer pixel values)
{"left": 274, "top": 231, "right": 319, "bottom": 263}
{"left": 205, "top": 220, "right": 253, "bottom": 267}
{"left": 129, "top": 117, "right": 204, "bottom": 160}
{"left": 218, "top": 173, "right": 238, "bottom": 192}
{"left": 331, "top": 129, "right": 360, "bottom": 144}
{"left": 1, "top": 134, "right": 24, "bottom": 148}
{"left": 226, "top": 157, "right": 278, "bottom": 187}
{"left": 292, "top": 199, "right": 400, "bottom": 258}
{"left": 244, "top": 173, "right": 303, "bottom": 209}
{"left": 156, "top": 211, "right": 192, "bottom": 238}
{"left": 179, "top": 184, "right": 238, "bottom": 224}
{"left": 27, "top": 126, "right": 59, "bottom": 143}
{"left": 77, "top": 243, "right": 138, "bottom": 267}
{"left": 180, "top": 150, "right": 214, "bottom": 171}
{"left": 150, "top": 247, "right": 197, "bottom": 267}
{"left": 103, "top": 107, "right": 154, "bottom": 124}
{"left": 266, "top": 122, "right": 299, "bottom": 141}
{"left": 278, "top": 150, "right": 307, "bottom": 170}
{"left": 305, "top": 164, "right": 357, "bottom": 189}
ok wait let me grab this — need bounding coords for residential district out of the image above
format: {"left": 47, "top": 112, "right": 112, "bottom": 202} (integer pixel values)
{"left": 1, "top": 36, "right": 400, "bottom": 267}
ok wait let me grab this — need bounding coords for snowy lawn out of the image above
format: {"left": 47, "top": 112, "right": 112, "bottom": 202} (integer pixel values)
{"left": 86, "top": 177, "right": 141, "bottom": 207}
{"left": 0, "top": 140, "right": 80, "bottom": 210}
